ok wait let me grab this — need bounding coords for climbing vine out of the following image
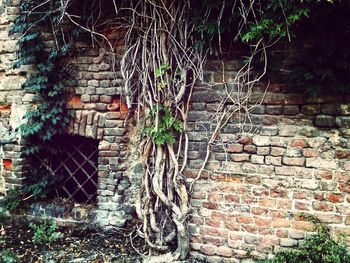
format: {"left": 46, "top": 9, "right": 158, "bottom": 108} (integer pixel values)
{"left": 10, "top": 0, "right": 77, "bottom": 155}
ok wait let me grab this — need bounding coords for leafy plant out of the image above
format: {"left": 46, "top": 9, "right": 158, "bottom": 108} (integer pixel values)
{"left": 0, "top": 250, "right": 17, "bottom": 263}
{"left": 30, "top": 220, "right": 63, "bottom": 245}
{"left": 0, "top": 190, "right": 21, "bottom": 212}
{"left": 263, "top": 214, "right": 350, "bottom": 263}
{"left": 10, "top": 0, "right": 76, "bottom": 155}
{"left": 143, "top": 104, "right": 184, "bottom": 145}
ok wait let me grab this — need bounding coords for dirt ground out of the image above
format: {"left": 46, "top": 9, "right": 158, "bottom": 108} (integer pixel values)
{"left": 0, "top": 216, "right": 207, "bottom": 263}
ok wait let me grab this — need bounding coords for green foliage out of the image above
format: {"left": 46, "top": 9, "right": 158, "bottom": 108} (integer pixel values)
{"left": 144, "top": 104, "right": 184, "bottom": 146}
{"left": 263, "top": 214, "right": 350, "bottom": 263}
{"left": 10, "top": 0, "right": 76, "bottom": 155}
{"left": 0, "top": 190, "right": 21, "bottom": 212}
{"left": 30, "top": 220, "right": 63, "bottom": 245}
{"left": 241, "top": 0, "right": 311, "bottom": 43}
{"left": 0, "top": 250, "right": 17, "bottom": 263}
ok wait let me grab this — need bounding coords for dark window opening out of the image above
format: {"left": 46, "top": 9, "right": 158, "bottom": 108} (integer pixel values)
{"left": 41, "top": 135, "right": 99, "bottom": 204}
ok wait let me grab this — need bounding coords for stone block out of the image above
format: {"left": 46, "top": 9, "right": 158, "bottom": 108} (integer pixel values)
{"left": 280, "top": 238, "right": 298, "bottom": 247}
{"left": 302, "top": 104, "right": 321, "bottom": 115}
{"left": 283, "top": 105, "right": 300, "bottom": 115}
{"left": 253, "top": 135, "right": 271, "bottom": 146}
{"left": 315, "top": 115, "right": 336, "bottom": 127}
{"left": 266, "top": 105, "right": 283, "bottom": 115}
{"left": 336, "top": 116, "right": 350, "bottom": 128}
{"left": 305, "top": 158, "right": 337, "bottom": 169}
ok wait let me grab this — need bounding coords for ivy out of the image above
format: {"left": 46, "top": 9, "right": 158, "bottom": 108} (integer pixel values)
{"left": 144, "top": 104, "right": 184, "bottom": 146}
{"left": 10, "top": 0, "right": 77, "bottom": 155}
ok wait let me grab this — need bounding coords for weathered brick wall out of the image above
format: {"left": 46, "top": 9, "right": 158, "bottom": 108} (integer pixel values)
{"left": 186, "top": 61, "right": 350, "bottom": 262}
{"left": 66, "top": 43, "right": 134, "bottom": 226}
{"left": 0, "top": 2, "right": 134, "bottom": 227}
{"left": 0, "top": 0, "right": 29, "bottom": 193}
{"left": 1, "top": 4, "right": 350, "bottom": 261}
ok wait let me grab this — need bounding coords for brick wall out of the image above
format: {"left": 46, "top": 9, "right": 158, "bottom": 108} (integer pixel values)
{"left": 185, "top": 61, "right": 350, "bottom": 262}
{"left": 1, "top": 4, "right": 350, "bottom": 262}
{"left": 0, "top": 0, "right": 29, "bottom": 192}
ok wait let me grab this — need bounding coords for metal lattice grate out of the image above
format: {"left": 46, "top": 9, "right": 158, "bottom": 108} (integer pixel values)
{"left": 36, "top": 136, "right": 99, "bottom": 204}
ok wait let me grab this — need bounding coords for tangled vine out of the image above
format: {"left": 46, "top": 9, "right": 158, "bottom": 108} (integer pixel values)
{"left": 8, "top": 0, "right": 341, "bottom": 261}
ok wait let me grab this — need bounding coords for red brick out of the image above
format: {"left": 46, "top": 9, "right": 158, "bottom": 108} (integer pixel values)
{"left": 273, "top": 219, "right": 291, "bottom": 228}
{"left": 293, "top": 221, "right": 315, "bottom": 231}
{"left": 225, "top": 194, "right": 240, "bottom": 203}
{"left": 262, "top": 236, "right": 279, "bottom": 246}
{"left": 216, "top": 246, "right": 233, "bottom": 257}
{"left": 231, "top": 153, "right": 250, "bottom": 162}
{"left": 208, "top": 193, "right": 224, "bottom": 202}
{"left": 203, "top": 202, "right": 219, "bottom": 210}
{"left": 200, "top": 245, "right": 217, "bottom": 256}
{"left": 3, "top": 159, "right": 12, "bottom": 169}
{"left": 192, "top": 192, "right": 206, "bottom": 200}
{"left": 201, "top": 227, "right": 227, "bottom": 238}
{"left": 294, "top": 201, "right": 310, "bottom": 211}
{"left": 335, "top": 205, "right": 350, "bottom": 215}
{"left": 294, "top": 191, "right": 309, "bottom": 199}
{"left": 202, "top": 235, "right": 225, "bottom": 246}
{"left": 259, "top": 227, "right": 273, "bottom": 235}
{"left": 237, "top": 186, "right": 249, "bottom": 194}
{"left": 190, "top": 236, "right": 202, "bottom": 244}
{"left": 327, "top": 193, "right": 345, "bottom": 203}
{"left": 312, "top": 202, "right": 334, "bottom": 212}
{"left": 190, "top": 216, "right": 204, "bottom": 225}
{"left": 253, "top": 188, "right": 270, "bottom": 196}
{"left": 271, "top": 210, "right": 287, "bottom": 219}
{"left": 228, "top": 239, "right": 241, "bottom": 249}
{"left": 339, "top": 183, "right": 350, "bottom": 193}
{"left": 276, "top": 229, "right": 288, "bottom": 238}
{"left": 237, "top": 215, "right": 253, "bottom": 224}
{"left": 239, "top": 136, "right": 253, "bottom": 145}
{"left": 245, "top": 176, "right": 261, "bottom": 185}
{"left": 227, "top": 143, "right": 243, "bottom": 153}
{"left": 315, "top": 171, "right": 333, "bottom": 180}
{"left": 244, "top": 235, "right": 262, "bottom": 245}
{"left": 335, "top": 151, "right": 350, "bottom": 159}
{"left": 255, "top": 217, "right": 272, "bottom": 227}
{"left": 211, "top": 211, "right": 226, "bottom": 221}
{"left": 271, "top": 147, "right": 286, "bottom": 156}
{"left": 241, "top": 195, "right": 257, "bottom": 204}
{"left": 315, "top": 213, "right": 342, "bottom": 224}
{"left": 206, "top": 219, "right": 221, "bottom": 228}
{"left": 228, "top": 232, "right": 243, "bottom": 241}
{"left": 291, "top": 139, "right": 307, "bottom": 148}
{"left": 314, "top": 192, "right": 325, "bottom": 201}
{"left": 277, "top": 199, "right": 292, "bottom": 210}
{"left": 252, "top": 208, "right": 269, "bottom": 216}
{"left": 244, "top": 145, "right": 257, "bottom": 153}
{"left": 335, "top": 172, "right": 350, "bottom": 182}
{"left": 259, "top": 198, "right": 276, "bottom": 208}
{"left": 241, "top": 224, "right": 258, "bottom": 233}
{"left": 271, "top": 189, "right": 288, "bottom": 198}
{"left": 226, "top": 222, "right": 240, "bottom": 231}
{"left": 303, "top": 148, "right": 319, "bottom": 157}
{"left": 345, "top": 216, "right": 350, "bottom": 225}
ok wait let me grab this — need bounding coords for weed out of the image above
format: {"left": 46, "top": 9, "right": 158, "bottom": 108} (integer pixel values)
{"left": 30, "top": 219, "right": 63, "bottom": 245}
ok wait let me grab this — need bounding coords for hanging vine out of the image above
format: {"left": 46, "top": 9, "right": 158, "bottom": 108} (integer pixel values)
{"left": 10, "top": 0, "right": 77, "bottom": 155}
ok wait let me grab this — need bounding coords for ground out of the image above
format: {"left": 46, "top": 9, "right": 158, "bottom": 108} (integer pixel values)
{"left": 0, "top": 216, "right": 206, "bottom": 263}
